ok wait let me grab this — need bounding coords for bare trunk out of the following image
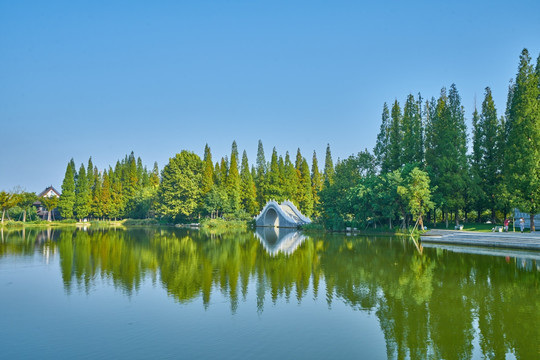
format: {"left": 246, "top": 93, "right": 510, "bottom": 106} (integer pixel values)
{"left": 491, "top": 208, "right": 496, "bottom": 224}
{"left": 445, "top": 211, "right": 448, "bottom": 229}
{"left": 455, "top": 211, "right": 460, "bottom": 226}
{"left": 23, "top": 210, "right": 27, "bottom": 222}
{"left": 47, "top": 210, "right": 52, "bottom": 222}
{"left": 389, "top": 217, "right": 392, "bottom": 230}
{"left": 1, "top": 209, "right": 4, "bottom": 224}
{"left": 531, "top": 214, "right": 536, "bottom": 232}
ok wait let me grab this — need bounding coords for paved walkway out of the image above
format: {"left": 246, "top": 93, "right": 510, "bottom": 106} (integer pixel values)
{"left": 421, "top": 229, "right": 540, "bottom": 251}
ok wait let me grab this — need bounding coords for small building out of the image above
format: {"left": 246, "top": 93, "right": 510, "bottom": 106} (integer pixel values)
{"left": 34, "top": 186, "right": 61, "bottom": 220}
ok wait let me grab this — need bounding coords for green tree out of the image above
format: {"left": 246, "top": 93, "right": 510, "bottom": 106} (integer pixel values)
{"left": 311, "top": 151, "right": 323, "bottom": 217}
{"left": 388, "top": 100, "right": 403, "bottom": 171}
{"left": 323, "top": 143, "right": 334, "bottom": 186}
{"left": 156, "top": 151, "right": 203, "bottom": 221}
{"left": 266, "top": 147, "right": 282, "bottom": 201}
{"left": 479, "top": 87, "right": 503, "bottom": 222}
{"left": 0, "top": 191, "right": 19, "bottom": 224}
{"left": 425, "top": 86, "right": 468, "bottom": 227}
{"left": 17, "top": 191, "right": 37, "bottom": 222}
{"left": 227, "top": 141, "right": 241, "bottom": 212}
{"left": 202, "top": 144, "right": 214, "bottom": 194}
{"left": 504, "top": 49, "right": 540, "bottom": 230}
{"left": 255, "top": 140, "right": 267, "bottom": 207}
{"left": 374, "top": 103, "right": 391, "bottom": 173}
{"left": 401, "top": 94, "right": 423, "bottom": 166}
{"left": 40, "top": 195, "right": 59, "bottom": 222}
{"left": 297, "top": 158, "right": 313, "bottom": 217}
{"left": 397, "top": 167, "right": 434, "bottom": 230}
{"left": 58, "top": 160, "right": 76, "bottom": 219}
{"left": 74, "top": 164, "right": 91, "bottom": 221}
{"left": 240, "top": 150, "right": 258, "bottom": 215}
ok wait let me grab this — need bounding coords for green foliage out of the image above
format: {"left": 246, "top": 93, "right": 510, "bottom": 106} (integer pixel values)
{"left": 58, "top": 160, "right": 76, "bottom": 219}
{"left": 240, "top": 150, "right": 258, "bottom": 215}
{"left": 504, "top": 48, "right": 540, "bottom": 230}
{"left": 227, "top": 141, "right": 241, "bottom": 212}
{"left": 311, "top": 151, "right": 323, "bottom": 218}
{"left": 74, "top": 164, "right": 91, "bottom": 220}
{"left": 156, "top": 150, "right": 203, "bottom": 222}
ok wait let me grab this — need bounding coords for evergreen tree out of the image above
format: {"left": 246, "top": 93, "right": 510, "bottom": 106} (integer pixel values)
{"left": 240, "top": 150, "right": 258, "bottom": 214}
{"left": 87, "top": 157, "right": 95, "bottom": 194}
{"left": 323, "top": 143, "right": 334, "bottom": 186}
{"left": 58, "top": 159, "right": 76, "bottom": 219}
{"left": 100, "top": 170, "right": 111, "bottom": 219}
{"left": 125, "top": 151, "right": 139, "bottom": 199}
{"left": 374, "top": 103, "right": 391, "bottom": 173}
{"left": 227, "top": 141, "right": 241, "bottom": 212}
{"left": 311, "top": 151, "right": 323, "bottom": 217}
{"left": 202, "top": 144, "right": 214, "bottom": 194}
{"left": 283, "top": 152, "right": 299, "bottom": 203}
{"left": 401, "top": 94, "right": 423, "bottom": 166}
{"left": 388, "top": 100, "right": 402, "bottom": 171}
{"left": 295, "top": 148, "right": 303, "bottom": 170}
{"left": 149, "top": 162, "right": 160, "bottom": 188}
{"left": 255, "top": 140, "right": 267, "bottom": 207}
{"left": 74, "top": 164, "right": 91, "bottom": 220}
{"left": 297, "top": 158, "right": 313, "bottom": 216}
{"left": 479, "top": 87, "right": 503, "bottom": 222}
{"left": 266, "top": 147, "right": 282, "bottom": 201}
{"left": 470, "top": 107, "right": 485, "bottom": 221}
{"left": 504, "top": 49, "right": 540, "bottom": 231}
{"left": 91, "top": 170, "right": 103, "bottom": 219}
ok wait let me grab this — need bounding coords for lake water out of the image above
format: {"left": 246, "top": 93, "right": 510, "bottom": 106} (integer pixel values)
{"left": 0, "top": 227, "right": 538, "bottom": 359}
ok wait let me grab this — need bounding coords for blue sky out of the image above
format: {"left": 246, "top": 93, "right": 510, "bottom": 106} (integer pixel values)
{"left": 1, "top": 0, "right": 539, "bottom": 192}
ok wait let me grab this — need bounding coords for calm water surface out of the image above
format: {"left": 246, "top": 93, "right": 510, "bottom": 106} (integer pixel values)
{"left": 0, "top": 227, "right": 538, "bottom": 359}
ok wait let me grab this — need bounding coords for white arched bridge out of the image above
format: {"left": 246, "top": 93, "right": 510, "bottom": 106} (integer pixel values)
{"left": 254, "top": 200, "right": 311, "bottom": 228}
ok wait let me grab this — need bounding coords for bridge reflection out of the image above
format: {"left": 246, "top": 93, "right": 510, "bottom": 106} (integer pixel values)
{"left": 254, "top": 227, "right": 307, "bottom": 256}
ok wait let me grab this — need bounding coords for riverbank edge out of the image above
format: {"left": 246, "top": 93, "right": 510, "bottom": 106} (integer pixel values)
{"left": 421, "top": 229, "right": 540, "bottom": 251}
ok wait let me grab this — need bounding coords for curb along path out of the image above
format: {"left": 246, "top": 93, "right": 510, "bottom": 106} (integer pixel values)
{"left": 420, "top": 230, "right": 540, "bottom": 251}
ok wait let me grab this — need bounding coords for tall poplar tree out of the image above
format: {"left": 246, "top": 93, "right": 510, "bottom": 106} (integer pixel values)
{"left": 504, "top": 49, "right": 540, "bottom": 231}
{"left": 227, "top": 141, "right": 241, "bottom": 212}
{"left": 297, "top": 158, "right": 313, "bottom": 216}
{"left": 202, "top": 144, "right": 214, "bottom": 194}
{"left": 311, "top": 151, "right": 323, "bottom": 217}
{"left": 374, "top": 103, "right": 391, "bottom": 173}
{"left": 479, "top": 87, "right": 503, "bottom": 222}
{"left": 388, "top": 100, "right": 403, "bottom": 171}
{"left": 74, "top": 164, "right": 91, "bottom": 221}
{"left": 58, "top": 159, "right": 76, "bottom": 219}
{"left": 401, "top": 94, "right": 423, "bottom": 166}
{"left": 266, "top": 147, "right": 282, "bottom": 201}
{"left": 283, "top": 152, "right": 299, "bottom": 203}
{"left": 255, "top": 140, "right": 267, "bottom": 207}
{"left": 323, "top": 144, "right": 334, "bottom": 186}
{"left": 240, "top": 150, "right": 258, "bottom": 214}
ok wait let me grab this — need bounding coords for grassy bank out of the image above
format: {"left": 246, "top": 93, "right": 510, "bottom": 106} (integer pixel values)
{"left": 200, "top": 218, "right": 251, "bottom": 234}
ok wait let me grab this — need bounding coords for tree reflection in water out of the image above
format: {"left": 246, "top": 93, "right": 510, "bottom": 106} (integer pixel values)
{"left": 1, "top": 228, "right": 538, "bottom": 359}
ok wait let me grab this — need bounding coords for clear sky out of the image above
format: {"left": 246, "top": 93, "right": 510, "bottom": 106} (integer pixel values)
{"left": 1, "top": 0, "right": 539, "bottom": 193}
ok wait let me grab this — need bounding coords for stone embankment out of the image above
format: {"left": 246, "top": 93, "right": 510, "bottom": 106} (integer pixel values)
{"left": 421, "top": 229, "right": 540, "bottom": 251}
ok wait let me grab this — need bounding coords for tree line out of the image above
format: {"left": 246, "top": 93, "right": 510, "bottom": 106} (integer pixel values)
{"left": 1, "top": 48, "right": 538, "bottom": 230}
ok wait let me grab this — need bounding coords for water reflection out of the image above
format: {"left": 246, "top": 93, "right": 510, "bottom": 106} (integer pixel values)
{"left": 1, "top": 228, "right": 538, "bottom": 359}
{"left": 254, "top": 227, "right": 307, "bottom": 256}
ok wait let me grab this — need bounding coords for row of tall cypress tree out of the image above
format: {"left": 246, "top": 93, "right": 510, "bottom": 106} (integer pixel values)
{"left": 56, "top": 48, "right": 539, "bottom": 229}
{"left": 372, "top": 48, "right": 540, "bottom": 229}
{"left": 57, "top": 152, "right": 159, "bottom": 221}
